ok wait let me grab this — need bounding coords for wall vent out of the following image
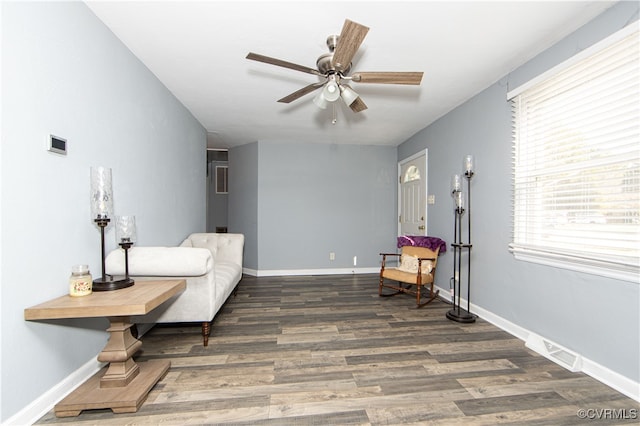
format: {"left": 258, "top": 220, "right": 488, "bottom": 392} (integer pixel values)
{"left": 525, "top": 333, "right": 583, "bottom": 372}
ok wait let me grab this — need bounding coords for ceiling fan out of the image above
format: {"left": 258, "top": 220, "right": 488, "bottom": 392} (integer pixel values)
{"left": 246, "top": 19, "right": 423, "bottom": 116}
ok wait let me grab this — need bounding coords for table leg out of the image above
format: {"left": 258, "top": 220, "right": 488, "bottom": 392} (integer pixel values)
{"left": 54, "top": 316, "right": 170, "bottom": 417}
{"left": 97, "top": 316, "right": 142, "bottom": 387}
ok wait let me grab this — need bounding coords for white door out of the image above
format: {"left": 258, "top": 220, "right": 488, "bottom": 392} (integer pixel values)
{"left": 399, "top": 151, "right": 427, "bottom": 236}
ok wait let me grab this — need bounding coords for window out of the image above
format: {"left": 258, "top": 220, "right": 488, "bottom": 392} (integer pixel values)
{"left": 403, "top": 165, "right": 420, "bottom": 182}
{"left": 508, "top": 25, "right": 639, "bottom": 282}
{"left": 216, "top": 166, "right": 228, "bottom": 194}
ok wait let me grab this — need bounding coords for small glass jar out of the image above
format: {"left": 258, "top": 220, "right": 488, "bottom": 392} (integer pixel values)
{"left": 69, "top": 264, "right": 93, "bottom": 297}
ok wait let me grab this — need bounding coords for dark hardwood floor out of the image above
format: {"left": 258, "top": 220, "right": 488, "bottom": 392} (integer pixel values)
{"left": 37, "top": 274, "right": 639, "bottom": 425}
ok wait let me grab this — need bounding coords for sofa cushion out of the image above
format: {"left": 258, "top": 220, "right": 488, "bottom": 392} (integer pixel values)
{"left": 106, "top": 247, "right": 212, "bottom": 277}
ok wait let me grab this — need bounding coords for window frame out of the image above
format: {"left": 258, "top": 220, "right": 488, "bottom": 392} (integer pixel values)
{"left": 507, "top": 24, "right": 639, "bottom": 284}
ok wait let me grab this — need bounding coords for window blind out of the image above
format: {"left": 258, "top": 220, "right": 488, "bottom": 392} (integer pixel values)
{"left": 509, "top": 26, "right": 639, "bottom": 282}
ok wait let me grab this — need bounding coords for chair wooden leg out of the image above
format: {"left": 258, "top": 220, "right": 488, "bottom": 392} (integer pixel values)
{"left": 379, "top": 278, "right": 403, "bottom": 298}
{"left": 201, "top": 321, "right": 211, "bottom": 347}
{"left": 416, "top": 283, "right": 440, "bottom": 308}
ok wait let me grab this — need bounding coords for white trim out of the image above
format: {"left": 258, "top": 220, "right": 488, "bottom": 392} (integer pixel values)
{"left": 399, "top": 149, "right": 428, "bottom": 164}
{"left": 10, "top": 278, "right": 638, "bottom": 424}
{"left": 243, "top": 267, "right": 379, "bottom": 277}
{"left": 3, "top": 358, "right": 105, "bottom": 426}
{"left": 510, "top": 247, "right": 639, "bottom": 284}
{"left": 398, "top": 149, "right": 429, "bottom": 237}
{"left": 508, "top": 23, "right": 638, "bottom": 100}
{"left": 433, "top": 283, "right": 640, "bottom": 402}
{"left": 242, "top": 267, "right": 258, "bottom": 276}
{"left": 0, "top": 3, "right": 4, "bottom": 421}
{"left": 581, "top": 357, "right": 640, "bottom": 403}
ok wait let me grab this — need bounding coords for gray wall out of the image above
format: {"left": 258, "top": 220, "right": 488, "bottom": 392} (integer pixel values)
{"left": 228, "top": 142, "right": 259, "bottom": 269}
{"left": 1, "top": 2, "right": 206, "bottom": 421}
{"left": 398, "top": 1, "right": 639, "bottom": 384}
{"left": 206, "top": 160, "right": 229, "bottom": 232}
{"left": 3, "top": 1, "right": 637, "bottom": 421}
{"left": 230, "top": 141, "right": 397, "bottom": 271}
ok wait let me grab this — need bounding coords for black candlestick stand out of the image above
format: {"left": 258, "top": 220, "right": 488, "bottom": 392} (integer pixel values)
{"left": 92, "top": 217, "right": 134, "bottom": 291}
{"left": 447, "top": 172, "right": 477, "bottom": 323}
{"left": 119, "top": 238, "right": 135, "bottom": 284}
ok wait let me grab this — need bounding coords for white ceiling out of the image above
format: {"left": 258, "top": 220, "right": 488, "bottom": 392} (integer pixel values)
{"left": 85, "top": 1, "right": 616, "bottom": 149}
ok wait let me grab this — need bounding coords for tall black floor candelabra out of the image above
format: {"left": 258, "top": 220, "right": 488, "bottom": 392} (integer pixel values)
{"left": 447, "top": 160, "right": 477, "bottom": 323}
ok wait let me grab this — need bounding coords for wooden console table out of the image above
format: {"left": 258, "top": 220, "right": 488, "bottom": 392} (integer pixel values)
{"left": 24, "top": 279, "right": 186, "bottom": 417}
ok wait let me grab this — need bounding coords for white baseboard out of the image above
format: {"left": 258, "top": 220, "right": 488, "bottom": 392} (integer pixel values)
{"left": 3, "top": 358, "right": 105, "bottom": 426}
{"left": 581, "top": 356, "right": 640, "bottom": 403}
{"left": 9, "top": 276, "right": 637, "bottom": 424}
{"left": 434, "top": 283, "right": 639, "bottom": 402}
{"left": 243, "top": 267, "right": 379, "bottom": 277}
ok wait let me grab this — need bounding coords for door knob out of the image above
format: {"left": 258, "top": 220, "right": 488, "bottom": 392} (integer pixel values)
{"left": 418, "top": 225, "right": 425, "bottom": 230}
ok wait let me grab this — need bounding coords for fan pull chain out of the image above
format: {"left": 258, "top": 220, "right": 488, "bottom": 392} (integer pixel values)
{"left": 332, "top": 103, "right": 337, "bottom": 125}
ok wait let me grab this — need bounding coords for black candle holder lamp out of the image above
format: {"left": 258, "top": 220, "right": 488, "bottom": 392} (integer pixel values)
{"left": 90, "top": 167, "right": 134, "bottom": 291}
{"left": 115, "top": 215, "right": 136, "bottom": 287}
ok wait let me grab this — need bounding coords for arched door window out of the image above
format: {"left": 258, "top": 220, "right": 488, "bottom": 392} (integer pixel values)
{"left": 404, "top": 165, "right": 420, "bottom": 182}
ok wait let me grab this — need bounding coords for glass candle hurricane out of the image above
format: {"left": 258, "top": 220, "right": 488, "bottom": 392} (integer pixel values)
{"left": 90, "top": 167, "right": 114, "bottom": 220}
{"left": 455, "top": 191, "right": 465, "bottom": 212}
{"left": 464, "top": 155, "right": 474, "bottom": 177}
{"left": 115, "top": 215, "right": 137, "bottom": 244}
{"left": 451, "top": 174, "right": 462, "bottom": 194}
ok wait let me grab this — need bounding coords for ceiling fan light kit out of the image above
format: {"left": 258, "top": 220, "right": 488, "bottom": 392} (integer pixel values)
{"left": 313, "top": 91, "right": 329, "bottom": 109}
{"left": 246, "top": 18, "right": 423, "bottom": 120}
{"left": 323, "top": 76, "right": 341, "bottom": 102}
{"left": 339, "top": 84, "right": 359, "bottom": 107}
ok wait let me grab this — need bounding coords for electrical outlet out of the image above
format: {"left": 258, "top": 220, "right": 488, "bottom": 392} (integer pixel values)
{"left": 329, "top": 252, "right": 335, "bottom": 261}
{"left": 428, "top": 194, "right": 435, "bottom": 204}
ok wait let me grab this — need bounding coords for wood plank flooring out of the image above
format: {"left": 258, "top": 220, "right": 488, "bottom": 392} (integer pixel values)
{"left": 36, "top": 274, "right": 639, "bottom": 425}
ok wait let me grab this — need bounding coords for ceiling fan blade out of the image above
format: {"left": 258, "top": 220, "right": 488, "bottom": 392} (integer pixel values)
{"left": 352, "top": 72, "right": 424, "bottom": 85}
{"left": 349, "top": 97, "right": 368, "bottom": 113}
{"left": 332, "top": 19, "right": 369, "bottom": 73}
{"left": 277, "top": 81, "right": 326, "bottom": 103}
{"left": 246, "top": 52, "right": 321, "bottom": 76}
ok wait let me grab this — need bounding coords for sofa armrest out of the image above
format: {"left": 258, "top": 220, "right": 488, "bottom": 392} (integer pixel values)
{"left": 105, "top": 246, "right": 213, "bottom": 277}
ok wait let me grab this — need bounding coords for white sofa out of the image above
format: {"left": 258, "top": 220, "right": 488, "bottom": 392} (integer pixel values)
{"left": 105, "top": 233, "right": 244, "bottom": 346}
